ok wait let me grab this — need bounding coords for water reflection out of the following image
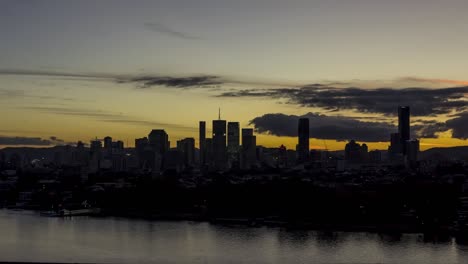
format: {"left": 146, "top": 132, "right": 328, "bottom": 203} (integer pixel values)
{"left": 1, "top": 209, "right": 468, "bottom": 263}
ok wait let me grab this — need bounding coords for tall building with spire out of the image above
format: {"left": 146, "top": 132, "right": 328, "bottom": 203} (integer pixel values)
{"left": 212, "top": 109, "right": 227, "bottom": 170}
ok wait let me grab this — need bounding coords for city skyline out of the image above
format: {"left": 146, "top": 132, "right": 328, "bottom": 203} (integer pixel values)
{"left": 2, "top": 2, "right": 468, "bottom": 263}
{"left": 1, "top": 0, "right": 468, "bottom": 150}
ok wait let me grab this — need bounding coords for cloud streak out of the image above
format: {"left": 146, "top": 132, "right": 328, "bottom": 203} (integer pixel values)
{"left": 143, "top": 22, "right": 202, "bottom": 40}
{"left": 0, "top": 89, "right": 75, "bottom": 101}
{"left": 22, "top": 106, "right": 196, "bottom": 132}
{"left": 101, "top": 119, "right": 197, "bottom": 132}
{"left": 402, "top": 77, "right": 468, "bottom": 86}
{"left": 0, "top": 69, "right": 224, "bottom": 89}
{"left": 118, "top": 75, "right": 223, "bottom": 88}
{"left": 24, "top": 106, "right": 125, "bottom": 119}
{"left": 0, "top": 69, "right": 114, "bottom": 80}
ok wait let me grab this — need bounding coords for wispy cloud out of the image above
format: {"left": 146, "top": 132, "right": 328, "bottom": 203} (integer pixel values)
{"left": 101, "top": 119, "right": 196, "bottom": 132}
{"left": 118, "top": 75, "right": 223, "bottom": 88}
{"left": 0, "top": 69, "right": 223, "bottom": 89}
{"left": 143, "top": 22, "right": 202, "bottom": 40}
{"left": 402, "top": 77, "right": 468, "bottom": 86}
{"left": 22, "top": 106, "right": 196, "bottom": 131}
{"left": 0, "top": 69, "right": 114, "bottom": 80}
{"left": 23, "top": 106, "right": 125, "bottom": 118}
{"left": 0, "top": 89, "right": 75, "bottom": 101}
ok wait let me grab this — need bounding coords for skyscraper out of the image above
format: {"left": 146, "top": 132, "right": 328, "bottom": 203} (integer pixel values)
{"left": 89, "top": 138, "right": 102, "bottom": 172}
{"left": 227, "top": 122, "right": 240, "bottom": 167}
{"left": 199, "top": 121, "right": 206, "bottom": 166}
{"left": 227, "top": 122, "right": 240, "bottom": 150}
{"left": 405, "top": 139, "right": 420, "bottom": 169}
{"left": 103, "top": 136, "right": 112, "bottom": 149}
{"left": 398, "top": 106, "right": 410, "bottom": 154}
{"left": 177, "top": 137, "right": 195, "bottom": 167}
{"left": 212, "top": 119, "right": 227, "bottom": 170}
{"left": 297, "top": 118, "right": 310, "bottom": 163}
{"left": 148, "top": 129, "right": 169, "bottom": 155}
{"left": 241, "top": 128, "right": 256, "bottom": 170}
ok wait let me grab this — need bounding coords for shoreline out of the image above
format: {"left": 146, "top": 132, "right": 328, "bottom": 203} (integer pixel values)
{"left": 2, "top": 207, "right": 462, "bottom": 240}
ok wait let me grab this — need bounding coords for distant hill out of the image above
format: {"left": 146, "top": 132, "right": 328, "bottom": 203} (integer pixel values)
{"left": 0, "top": 146, "right": 75, "bottom": 161}
{"left": 420, "top": 146, "right": 468, "bottom": 161}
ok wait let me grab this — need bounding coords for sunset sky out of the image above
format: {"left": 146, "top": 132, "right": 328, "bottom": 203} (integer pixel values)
{"left": 1, "top": 0, "right": 467, "bottom": 150}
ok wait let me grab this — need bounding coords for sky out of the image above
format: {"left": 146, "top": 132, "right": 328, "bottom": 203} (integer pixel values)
{"left": 1, "top": 0, "right": 467, "bottom": 150}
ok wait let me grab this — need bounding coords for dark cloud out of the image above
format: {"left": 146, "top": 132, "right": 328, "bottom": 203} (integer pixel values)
{"left": 250, "top": 113, "right": 396, "bottom": 142}
{"left": 250, "top": 110, "right": 468, "bottom": 141}
{"left": 144, "top": 22, "right": 202, "bottom": 40}
{"left": 119, "top": 75, "right": 223, "bottom": 88}
{"left": 49, "top": 136, "right": 64, "bottom": 143}
{"left": 412, "top": 121, "right": 447, "bottom": 138}
{"left": 0, "top": 136, "right": 52, "bottom": 146}
{"left": 446, "top": 112, "right": 468, "bottom": 139}
{"left": 0, "top": 69, "right": 224, "bottom": 89}
{"left": 220, "top": 86, "right": 468, "bottom": 116}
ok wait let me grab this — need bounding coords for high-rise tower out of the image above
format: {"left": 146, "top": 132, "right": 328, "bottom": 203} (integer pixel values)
{"left": 398, "top": 106, "right": 410, "bottom": 154}
{"left": 212, "top": 113, "right": 227, "bottom": 170}
{"left": 199, "top": 121, "right": 206, "bottom": 165}
{"left": 227, "top": 122, "right": 240, "bottom": 168}
{"left": 297, "top": 118, "right": 310, "bottom": 163}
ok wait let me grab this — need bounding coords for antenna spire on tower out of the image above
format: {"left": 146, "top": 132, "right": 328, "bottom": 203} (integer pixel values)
{"left": 218, "top": 107, "right": 221, "bottom": 120}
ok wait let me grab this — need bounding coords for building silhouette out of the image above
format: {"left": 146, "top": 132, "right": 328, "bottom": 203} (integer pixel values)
{"left": 369, "top": 150, "right": 382, "bottom": 163}
{"left": 405, "top": 139, "right": 420, "bottom": 168}
{"left": 241, "top": 128, "right": 256, "bottom": 170}
{"left": 89, "top": 138, "right": 102, "bottom": 172}
{"left": 148, "top": 129, "right": 169, "bottom": 155}
{"left": 103, "top": 136, "right": 112, "bottom": 150}
{"left": 227, "top": 122, "right": 240, "bottom": 168}
{"left": 177, "top": 138, "right": 195, "bottom": 167}
{"left": 398, "top": 106, "right": 410, "bottom": 154}
{"left": 345, "top": 140, "right": 364, "bottom": 163}
{"left": 212, "top": 119, "right": 227, "bottom": 170}
{"left": 388, "top": 132, "right": 403, "bottom": 160}
{"left": 204, "top": 138, "right": 214, "bottom": 169}
{"left": 297, "top": 118, "right": 310, "bottom": 163}
{"left": 199, "top": 121, "right": 206, "bottom": 166}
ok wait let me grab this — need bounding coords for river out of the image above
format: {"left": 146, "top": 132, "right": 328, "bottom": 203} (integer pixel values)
{"left": 0, "top": 209, "right": 468, "bottom": 263}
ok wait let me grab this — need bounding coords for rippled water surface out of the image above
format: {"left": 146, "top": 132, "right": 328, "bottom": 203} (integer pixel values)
{"left": 1, "top": 209, "right": 468, "bottom": 263}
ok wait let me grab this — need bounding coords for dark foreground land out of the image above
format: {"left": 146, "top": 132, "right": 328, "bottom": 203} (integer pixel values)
{"left": 2, "top": 163, "right": 468, "bottom": 241}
